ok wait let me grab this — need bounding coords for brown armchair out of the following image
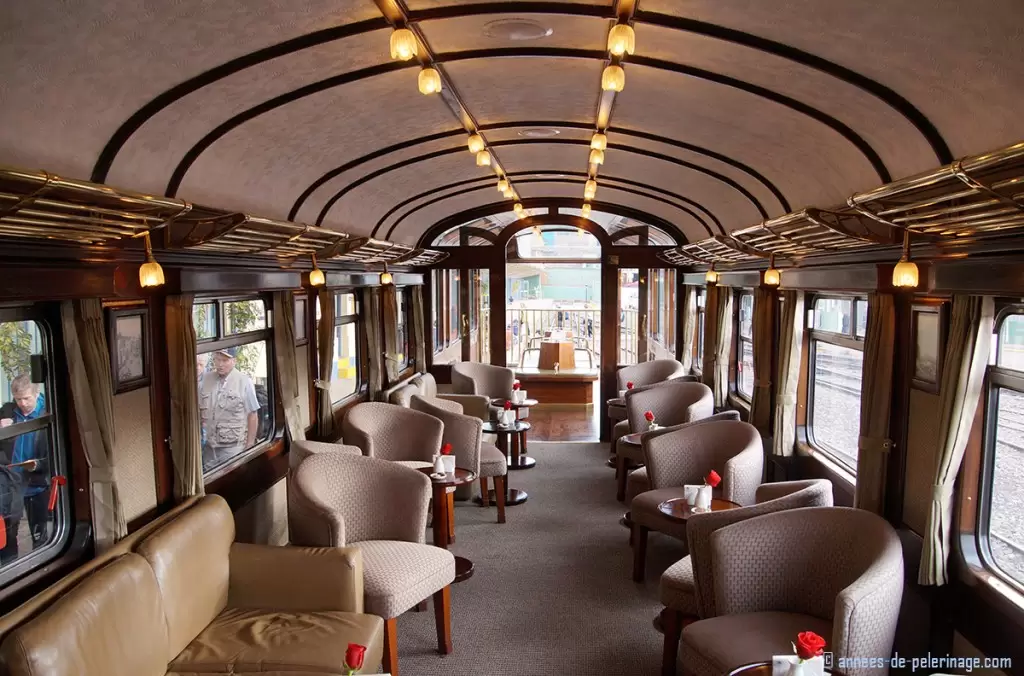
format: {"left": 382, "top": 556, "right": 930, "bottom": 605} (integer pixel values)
{"left": 341, "top": 402, "right": 443, "bottom": 468}
{"left": 608, "top": 360, "right": 690, "bottom": 425}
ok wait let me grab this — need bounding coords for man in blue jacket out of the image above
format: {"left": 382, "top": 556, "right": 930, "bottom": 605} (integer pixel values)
{"left": 0, "top": 374, "right": 50, "bottom": 551}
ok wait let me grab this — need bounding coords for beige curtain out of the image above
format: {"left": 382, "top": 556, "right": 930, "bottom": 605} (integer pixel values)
{"left": 749, "top": 287, "right": 776, "bottom": 434}
{"left": 315, "top": 288, "right": 336, "bottom": 440}
{"left": 713, "top": 288, "right": 734, "bottom": 408}
{"left": 364, "top": 287, "right": 383, "bottom": 399}
{"left": 701, "top": 284, "right": 719, "bottom": 386}
{"left": 920, "top": 295, "right": 995, "bottom": 585}
{"left": 772, "top": 291, "right": 804, "bottom": 457}
{"left": 680, "top": 286, "right": 696, "bottom": 372}
{"left": 166, "top": 295, "right": 204, "bottom": 498}
{"left": 853, "top": 293, "right": 896, "bottom": 515}
{"left": 412, "top": 285, "right": 426, "bottom": 371}
{"left": 61, "top": 299, "right": 128, "bottom": 550}
{"left": 381, "top": 284, "right": 400, "bottom": 383}
{"left": 273, "top": 291, "right": 306, "bottom": 443}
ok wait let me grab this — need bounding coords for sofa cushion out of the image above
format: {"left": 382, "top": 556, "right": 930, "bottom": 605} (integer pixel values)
{"left": 0, "top": 554, "right": 169, "bottom": 676}
{"left": 169, "top": 608, "right": 383, "bottom": 674}
{"left": 680, "top": 612, "right": 832, "bottom": 676}
{"left": 660, "top": 556, "right": 697, "bottom": 615}
{"left": 350, "top": 540, "right": 455, "bottom": 619}
{"left": 479, "top": 442, "right": 507, "bottom": 477}
{"left": 137, "top": 496, "right": 234, "bottom": 663}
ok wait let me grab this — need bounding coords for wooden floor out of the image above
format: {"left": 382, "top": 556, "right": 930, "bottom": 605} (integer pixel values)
{"left": 525, "top": 404, "right": 599, "bottom": 441}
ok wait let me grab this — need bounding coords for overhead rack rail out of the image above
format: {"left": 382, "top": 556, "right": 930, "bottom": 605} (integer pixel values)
{"left": 0, "top": 166, "right": 446, "bottom": 267}
{"left": 659, "top": 140, "right": 1024, "bottom": 269}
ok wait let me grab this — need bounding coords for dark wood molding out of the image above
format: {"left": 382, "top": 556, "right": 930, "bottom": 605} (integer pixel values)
{"left": 599, "top": 256, "right": 618, "bottom": 441}
{"left": 716, "top": 271, "right": 761, "bottom": 289}
{"left": 778, "top": 264, "right": 882, "bottom": 292}
{"left": 205, "top": 439, "right": 289, "bottom": 511}
{"left": 172, "top": 268, "right": 301, "bottom": 294}
{"left": 147, "top": 295, "right": 174, "bottom": 507}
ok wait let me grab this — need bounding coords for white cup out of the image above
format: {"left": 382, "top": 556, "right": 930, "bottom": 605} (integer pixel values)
{"left": 441, "top": 455, "right": 456, "bottom": 475}
{"left": 683, "top": 485, "right": 701, "bottom": 506}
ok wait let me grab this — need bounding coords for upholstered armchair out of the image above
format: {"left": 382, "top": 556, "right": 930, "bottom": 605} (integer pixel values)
{"left": 290, "top": 453, "right": 457, "bottom": 676}
{"left": 614, "top": 380, "right": 714, "bottom": 501}
{"left": 679, "top": 507, "right": 903, "bottom": 676}
{"left": 410, "top": 394, "right": 507, "bottom": 523}
{"left": 389, "top": 372, "right": 492, "bottom": 421}
{"left": 630, "top": 419, "right": 762, "bottom": 581}
{"left": 608, "top": 360, "right": 690, "bottom": 425}
{"left": 658, "top": 480, "right": 833, "bottom": 676}
{"left": 451, "top": 362, "right": 515, "bottom": 417}
{"left": 341, "top": 402, "right": 443, "bottom": 468}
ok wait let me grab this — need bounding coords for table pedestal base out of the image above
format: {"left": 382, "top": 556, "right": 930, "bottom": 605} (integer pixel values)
{"left": 454, "top": 555, "right": 474, "bottom": 583}
{"left": 508, "top": 455, "right": 536, "bottom": 470}
{"left": 474, "top": 488, "right": 528, "bottom": 506}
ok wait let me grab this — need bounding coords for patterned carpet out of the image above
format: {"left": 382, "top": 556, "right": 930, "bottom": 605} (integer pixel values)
{"left": 395, "top": 442, "right": 687, "bottom": 676}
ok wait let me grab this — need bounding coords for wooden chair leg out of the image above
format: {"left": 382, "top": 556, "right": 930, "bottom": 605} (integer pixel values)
{"left": 479, "top": 477, "right": 490, "bottom": 507}
{"left": 447, "top": 492, "right": 456, "bottom": 543}
{"left": 632, "top": 525, "right": 648, "bottom": 582}
{"left": 616, "top": 456, "right": 628, "bottom": 502}
{"left": 383, "top": 617, "right": 399, "bottom": 675}
{"left": 661, "top": 608, "right": 683, "bottom": 676}
{"left": 415, "top": 599, "right": 428, "bottom": 612}
{"left": 494, "top": 474, "right": 507, "bottom": 524}
{"left": 433, "top": 585, "right": 453, "bottom": 655}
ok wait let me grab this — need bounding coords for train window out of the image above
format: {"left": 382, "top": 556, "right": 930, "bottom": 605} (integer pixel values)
{"left": 0, "top": 310, "right": 71, "bottom": 582}
{"left": 395, "top": 288, "right": 410, "bottom": 370}
{"left": 449, "top": 270, "right": 460, "bottom": 343}
{"left": 736, "top": 291, "right": 754, "bottom": 400}
{"left": 330, "top": 292, "right": 360, "bottom": 404}
{"left": 807, "top": 296, "right": 866, "bottom": 471}
{"left": 695, "top": 288, "right": 705, "bottom": 371}
{"left": 980, "top": 311, "right": 1024, "bottom": 588}
{"left": 194, "top": 297, "right": 274, "bottom": 476}
{"left": 432, "top": 270, "right": 442, "bottom": 351}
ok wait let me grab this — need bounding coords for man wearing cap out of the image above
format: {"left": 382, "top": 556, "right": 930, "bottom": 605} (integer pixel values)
{"left": 198, "top": 347, "right": 260, "bottom": 472}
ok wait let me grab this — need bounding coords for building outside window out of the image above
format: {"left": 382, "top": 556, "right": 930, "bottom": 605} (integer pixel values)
{"left": 329, "top": 292, "right": 360, "bottom": 403}
{"left": 695, "top": 288, "right": 705, "bottom": 371}
{"left": 736, "top": 291, "right": 754, "bottom": 400}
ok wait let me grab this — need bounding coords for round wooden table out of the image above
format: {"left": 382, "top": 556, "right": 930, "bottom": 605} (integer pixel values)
{"left": 478, "top": 420, "right": 531, "bottom": 505}
{"left": 417, "top": 467, "right": 477, "bottom": 582}
{"left": 728, "top": 661, "right": 842, "bottom": 676}
{"left": 657, "top": 496, "right": 740, "bottom": 522}
{"left": 490, "top": 398, "right": 538, "bottom": 470}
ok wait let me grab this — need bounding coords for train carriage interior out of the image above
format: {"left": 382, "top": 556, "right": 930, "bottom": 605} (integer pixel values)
{"left": 1, "top": 1, "right": 1024, "bottom": 674}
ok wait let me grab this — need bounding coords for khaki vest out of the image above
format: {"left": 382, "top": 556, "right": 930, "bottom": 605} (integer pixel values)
{"left": 199, "top": 369, "right": 250, "bottom": 447}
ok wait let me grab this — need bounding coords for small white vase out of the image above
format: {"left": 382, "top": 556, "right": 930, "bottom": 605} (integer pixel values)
{"left": 695, "top": 485, "right": 712, "bottom": 511}
{"left": 787, "top": 661, "right": 806, "bottom": 676}
{"left": 433, "top": 456, "right": 445, "bottom": 476}
{"left": 648, "top": 422, "right": 659, "bottom": 432}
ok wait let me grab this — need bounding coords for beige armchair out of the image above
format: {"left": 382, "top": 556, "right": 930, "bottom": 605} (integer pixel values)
{"left": 658, "top": 480, "right": 834, "bottom": 676}
{"left": 342, "top": 402, "right": 443, "bottom": 468}
{"left": 608, "top": 361, "right": 690, "bottom": 425}
{"left": 410, "top": 394, "right": 507, "bottom": 524}
{"left": 291, "top": 453, "right": 457, "bottom": 676}
{"left": 452, "top": 362, "right": 515, "bottom": 417}
{"left": 679, "top": 507, "right": 903, "bottom": 676}
{"left": 615, "top": 380, "right": 714, "bottom": 501}
{"left": 631, "top": 419, "right": 762, "bottom": 582}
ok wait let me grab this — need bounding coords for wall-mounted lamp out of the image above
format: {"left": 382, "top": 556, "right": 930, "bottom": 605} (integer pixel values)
{"left": 308, "top": 253, "right": 325, "bottom": 287}
{"left": 380, "top": 263, "right": 394, "bottom": 286}
{"left": 705, "top": 263, "right": 719, "bottom": 285}
{"left": 138, "top": 231, "right": 165, "bottom": 288}
{"left": 892, "top": 229, "right": 919, "bottom": 289}
{"left": 763, "top": 254, "right": 780, "bottom": 287}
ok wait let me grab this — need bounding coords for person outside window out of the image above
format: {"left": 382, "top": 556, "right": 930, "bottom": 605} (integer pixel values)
{"left": 0, "top": 375, "right": 50, "bottom": 550}
{"left": 198, "top": 347, "right": 259, "bottom": 472}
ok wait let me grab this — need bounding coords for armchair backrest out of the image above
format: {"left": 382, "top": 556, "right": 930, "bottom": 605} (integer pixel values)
{"left": 710, "top": 507, "right": 903, "bottom": 663}
{"left": 409, "top": 394, "right": 482, "bottom": 473}
{"left": 626, "top": 380, "right": 713, "bottom": 431}
{"left": 411, "top": 372, "right": 439, "bottom": 397}
{"left": 686, "top": 479, "right": 833, "bottom": 618}
{"left": 616, "top": 359, "right": 686, "bottom": 389}
{"left": 642, "top": 419, "right": 762, "bottom": 505}
{"left": 291, "top": 453, "right": 431, "bottom": 547}
{"left": 452, "top": 362, "right": 515, "bottom": 398}
{"left": 341, "top": 402, "right": 442, "bottom": 462}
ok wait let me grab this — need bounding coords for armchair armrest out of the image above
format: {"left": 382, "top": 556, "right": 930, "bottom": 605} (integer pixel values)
{"left": 228, "top": 542, "right": 364, "bottom": 613}
{"left": 438, "top": 393, "right": 490, "bottom": 421}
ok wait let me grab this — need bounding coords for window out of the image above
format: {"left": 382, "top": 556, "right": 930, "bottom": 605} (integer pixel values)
{"left": 695, "top": 288, "right": 705, "bottom": 370}
{"left": 448, "top": 269, "right": 460, "bottom": 343}
{"left": 735, "top": 291, "right": 754, "bottom": 400}
{"left": 394, "top": 287, "right": 412, "bottom": 371}
{"left": 807, "top": 296, "right": 866, "bottom": 471}
{"left": 432, "top": 270, "right": 442, "bottom": 352}
{"left": 193, "top": 297, "right": 274, "bottom": 477}
{"left": 979, "top": 311, "right": 1024, "bottom": 588}
{"left": 0, "top": 308, "right": 71, "bottom": 583}
{"left": 330, "top": 292, "right": 360, "bottom": 403}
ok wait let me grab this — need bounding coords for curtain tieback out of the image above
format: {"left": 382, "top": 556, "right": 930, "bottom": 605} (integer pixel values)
{"left": 931, "top": 483, "right": 953, "bottom": 501}
{"left": 857, "top": 435, "right": 893, "bottom": 453}
{"left": 314, "top": 379, "right": 330, "bottom": 390}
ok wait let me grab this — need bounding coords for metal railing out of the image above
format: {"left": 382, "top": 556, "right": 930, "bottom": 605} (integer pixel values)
{"left": 503, "top": 308, "right": 642, "bottom": 368}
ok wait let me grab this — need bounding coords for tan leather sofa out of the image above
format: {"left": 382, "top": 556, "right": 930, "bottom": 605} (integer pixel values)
{"left": 0, "top": 495, "right": 384, "bottom": 676}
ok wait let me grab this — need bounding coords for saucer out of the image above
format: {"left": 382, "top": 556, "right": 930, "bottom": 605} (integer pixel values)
{"left": 429, "top": 472, "right": 447, "bottom": 480}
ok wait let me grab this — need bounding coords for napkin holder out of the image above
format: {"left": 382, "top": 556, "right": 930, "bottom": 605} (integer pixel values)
{"left": 683, "top": 485, "right": 702, "bottom": 506}
{"left": 441, "top": 455, "right": 456, "bottom": 474}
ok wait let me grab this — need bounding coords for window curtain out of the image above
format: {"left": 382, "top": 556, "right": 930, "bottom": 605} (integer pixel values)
{"left": 749, "top": 287, "right": 776, "bottom": 435}
{"left": 314, "top": 288, "right": 336, "bottom": 440}
{"left": 412, "top": 285, "right": 426, "bottom": 371}
{"left": 60, "top": 299, "right": 128, "bottom": 550}
{"left": 701, "top": 284, "right": 719, "bottom": 387}
{"left": 165, "top": 295, "right": 204, "bottom": 498}
{"left": 680, "top": 286, "right": 696, "bottom": 372}
{"left": 772, "top": 291, "right": 804, "bottom": 457}
{"left": 364, "top": 287, "right": 384, "bottom": 399}
{"left": 854, "top": 293, "right": 896, "bottom": 515}
{"left": 713, "top": 288, "right": 734, "bottom": 409}
{"left": 272, "top": 291, "right": 306, "bottom": 443}
{"left": 920, "top": 295, "right": 994, "bottom": 585}
{"left": 381, "top": 284, "right": 400, "bottom": 383}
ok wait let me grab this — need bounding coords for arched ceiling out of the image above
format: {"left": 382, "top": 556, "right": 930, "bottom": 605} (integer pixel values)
{"left": 1, "top": 0, "right": 1022, "bottom": 248}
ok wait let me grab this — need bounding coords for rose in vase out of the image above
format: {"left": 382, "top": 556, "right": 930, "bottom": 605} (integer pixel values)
{"left": 344, "top": 642, "right": 366, "bottom": 675}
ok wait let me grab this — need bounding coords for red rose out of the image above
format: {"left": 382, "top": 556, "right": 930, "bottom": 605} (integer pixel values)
{"left": 504, "top": 400, "right": 512, "bottom": 410}
{"left": 627, "top": 381, "right": 634, "bottom": 389}
{"left": 441, "top": 443, "right": 453, "bottom": 456}
{"left": 643, "top": 410, "right": 655, "bottom": 422}
{"left": 705, "top": 470, "right": 721, "bottom": 488}
{"left": 345, "top": 642, "right": 366, "bottom": 671}
{"left": 513, "top": 382, "right": 521, "bottom": 390}
{"left": 794, "top": 631, "right": 826, "bottom": 660}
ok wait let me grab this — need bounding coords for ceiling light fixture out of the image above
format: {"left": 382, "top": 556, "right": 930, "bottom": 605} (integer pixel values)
{"left": 308, "top": 253, "right": 325, "bottom": 287}
{"left": 514, "top": 203, "right": 525, "bottom": 218}
{"left": 608, "top": 24, "right": 636, "bottom": 56}
{"left": 589, "top": 149, "right": 605, "bottom": 165}
{"left": 581, "top": 203, "right": 592, "bottom": 219}
{"left": 497, "top": 178, "right": 509, "bottom": 193}
{"left": 892, "top": 229, "right": 919, "bottom": 288}
{"left": 502, "top": 187, "right": 515, "bottom": 199}
{"left": 577, "top": 226, "right": 585, "bottom": 238}
{"left": 763, "top": 254, "right": 780, "bottom": 287}
{"left": 601, "top": 65, "right": 625, "bottom": 92}
{"left": 138, "top": 231, "right": 165, "bottom": 288}
{"left": 418, "top": 67, "right": 442, "bottom": 94}
{"left": 532, "top": 225, "right": 542, "bottom": 237}
{"left": 467, "top": 134, "right": 485, "bottom": 154}
{"left": 389, "top": 28, "right": 418, "bottom": 61}
{"left": 584, "top": 179, "right": 597, "bottom": 200}
{"left": 591, "top": 133, "right": 607, "bottom": 151}
{"left": 705, "top": 264, "right": 719, "bottom": 285}
{"left": 380, "top": 263, "right": 394, "bottom": 286}
{"left": 475, "top": 150, "right": 491, "bottom": 167}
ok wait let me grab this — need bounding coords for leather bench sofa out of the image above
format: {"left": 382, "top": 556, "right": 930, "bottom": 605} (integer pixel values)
{"left": 0, "top": 495, "right": 384, "bottom": 675}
